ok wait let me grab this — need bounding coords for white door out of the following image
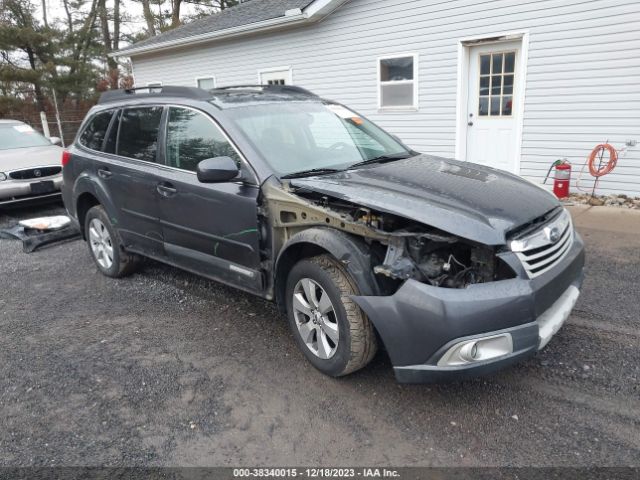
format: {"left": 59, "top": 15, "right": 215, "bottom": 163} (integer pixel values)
{"left": 465, "top": 41, "right": 521, "bottom": 172}
{"left": 259, "top": 68, "right": 291, "bottom": 85}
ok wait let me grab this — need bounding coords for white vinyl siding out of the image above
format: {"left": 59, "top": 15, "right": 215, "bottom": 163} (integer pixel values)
{"left": 132, "top": 0, "right": 640, "bottom": 195}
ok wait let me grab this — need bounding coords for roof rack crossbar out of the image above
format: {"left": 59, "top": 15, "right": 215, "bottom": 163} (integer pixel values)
{"left": 98, "top": 86, "right": 212, "bottom": 104}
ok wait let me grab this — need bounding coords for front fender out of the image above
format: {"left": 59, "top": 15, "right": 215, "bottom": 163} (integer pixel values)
{"left": 274, "top": 227, "right": 381, "bottom": 310}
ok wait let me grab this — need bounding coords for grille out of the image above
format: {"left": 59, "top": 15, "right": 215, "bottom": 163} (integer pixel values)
{"left": 9, "top": 166, "right": 62, "bottom": 180}
{"left": 510, "top": 209, "right": 574, "bottom": 279}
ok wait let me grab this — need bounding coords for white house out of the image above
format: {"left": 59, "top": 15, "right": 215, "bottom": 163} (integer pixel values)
{"left": 114, "top": 0, "right": 640, "bottom": 196}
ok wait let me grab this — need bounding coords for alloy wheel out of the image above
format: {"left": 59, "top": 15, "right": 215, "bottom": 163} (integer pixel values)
{"left": 88, "top": 218, "right": 114, "bottom": 270}
{"left": 292, "top": 278, "right": 339, "bottom": 359}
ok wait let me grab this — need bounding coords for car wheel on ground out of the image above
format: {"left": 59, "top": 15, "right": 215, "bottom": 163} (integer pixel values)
{"left": 84, "top": 205, "right": 138, "bottom": 278}
{"left": 285, "top": 254, "right": 378, "bottom": 377}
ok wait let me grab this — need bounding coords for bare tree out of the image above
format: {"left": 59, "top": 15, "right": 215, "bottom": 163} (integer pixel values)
{"left": 40, "top": 0, "right": 48, "bottom": 27}
{"left": 62, "top": 0, "right": 74, "bottom": 32}
{"left": 170, "top": 0, "right": 182, "bottom": 27}
{"left": 141, "top": 0, "right": 156, "bottom": 35}
{"left": 98, "top": 0, "right": 119, "bottom": 88}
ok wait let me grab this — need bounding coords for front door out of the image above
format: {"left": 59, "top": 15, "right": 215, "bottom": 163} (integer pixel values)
{"left": 158, "top": 106, "right": 263, "bottom": 293}
{"left": 465, "top": 41, "right": 521, "bottom": 173}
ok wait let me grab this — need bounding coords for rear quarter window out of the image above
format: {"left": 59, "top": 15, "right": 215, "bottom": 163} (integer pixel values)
{"left": 79, "top": 110, "right": 115, "bottom": 151}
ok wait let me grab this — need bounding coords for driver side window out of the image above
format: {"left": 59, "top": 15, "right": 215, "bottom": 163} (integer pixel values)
{"left": 166, "top": 107, "right": 240, "bottom": 172}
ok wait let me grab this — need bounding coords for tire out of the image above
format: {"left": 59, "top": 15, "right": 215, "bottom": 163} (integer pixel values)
{"left": 84, "top": 205, "right": 139, "bottom": 278}
{"left": 285, "top": 254, "right": 378, "bottom": 377}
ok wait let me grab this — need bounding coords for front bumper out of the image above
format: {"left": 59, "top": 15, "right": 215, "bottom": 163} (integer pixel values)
{"left": 0, "top": 175, "right": 63, "bottom": 206}
{"left": 352, "top": 232, "right": 585, "bottom": 383}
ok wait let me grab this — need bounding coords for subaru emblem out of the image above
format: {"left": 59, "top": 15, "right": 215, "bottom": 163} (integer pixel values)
{"left": 548, "top": 227, "right": 560, "bottom": 243}
{"left": 34, "top": 169, "right": 42, "bottom": 177}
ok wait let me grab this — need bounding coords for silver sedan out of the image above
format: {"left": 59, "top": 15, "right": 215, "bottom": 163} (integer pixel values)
{"left": 0, "top": 120, "right": 64, "bottom": 206}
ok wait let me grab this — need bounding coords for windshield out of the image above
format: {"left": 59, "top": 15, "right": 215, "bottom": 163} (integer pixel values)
{"left": 226, "top": 102, "right": 413, "bottom": 176}
{"left": 0, "top": 124, "right": 52, "bottom": 151}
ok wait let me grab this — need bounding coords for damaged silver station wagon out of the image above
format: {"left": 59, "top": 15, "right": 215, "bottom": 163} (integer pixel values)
{"left": 62, "top": 85, "right": 585, "bottom": 383}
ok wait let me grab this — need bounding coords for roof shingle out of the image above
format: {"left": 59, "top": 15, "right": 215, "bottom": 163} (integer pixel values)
{"left": 118, "top": 0, "right": 315, "bottom": 54}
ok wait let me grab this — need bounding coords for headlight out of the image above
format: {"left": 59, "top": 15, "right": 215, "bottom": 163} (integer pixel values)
{"left": 0, "top": 172, "right": 7, "bottom": 181}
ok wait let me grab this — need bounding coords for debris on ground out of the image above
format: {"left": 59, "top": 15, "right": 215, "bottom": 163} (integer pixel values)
{"left": 565, "top": 193, "right": 640, "bottom": 209}
{"left": 19, "top": 215, "right": 71, "bottom": 231}
{"left": 0, "top": 215, "right": 80, "bottom": 252}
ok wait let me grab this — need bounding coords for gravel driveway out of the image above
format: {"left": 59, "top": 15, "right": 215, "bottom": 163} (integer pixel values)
{"left": 0, "top": 201, "right": 638, "bottom": 467}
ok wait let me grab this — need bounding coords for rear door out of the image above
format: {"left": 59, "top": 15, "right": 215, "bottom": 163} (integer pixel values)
{"left": 157, "top": 106, "right": 263, "bottom": 293}
{"left": 101, "top": 106, "right": 165, "bottom": 257}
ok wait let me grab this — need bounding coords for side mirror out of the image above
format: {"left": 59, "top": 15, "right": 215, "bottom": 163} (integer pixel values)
{"left": 196, "top": 156, "right": 240, "bottom": 183}
{"left": 49, "top": 136, "right": 62, "bottom": 146}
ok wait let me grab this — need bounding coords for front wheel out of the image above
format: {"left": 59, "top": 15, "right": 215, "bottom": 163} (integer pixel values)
{"left": 85, "top": 205, "right": 139, "bottom": 278}
{"left": 285, "top": 255, "right": 378, "bottom": 377}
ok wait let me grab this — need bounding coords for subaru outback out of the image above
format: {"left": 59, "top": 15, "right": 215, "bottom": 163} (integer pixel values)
{"left": 61, "top": 85, "right": 585, "bottom": 383}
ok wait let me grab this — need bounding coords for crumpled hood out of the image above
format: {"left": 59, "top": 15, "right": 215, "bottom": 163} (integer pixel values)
{"left": 289, "top": 154, "right": 560, "bottom": 245}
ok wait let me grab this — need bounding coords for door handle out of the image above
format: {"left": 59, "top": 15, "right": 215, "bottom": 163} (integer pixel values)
{"left": 157, "top": 182, "right": 177, "bottom": 197}
{"left": 98, "top": 168, "right": 112, "bottom": 179}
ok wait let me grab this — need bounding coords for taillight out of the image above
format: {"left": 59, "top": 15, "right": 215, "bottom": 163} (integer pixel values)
{"left": 61, "top": 150, "right": 71, "bottom": 167}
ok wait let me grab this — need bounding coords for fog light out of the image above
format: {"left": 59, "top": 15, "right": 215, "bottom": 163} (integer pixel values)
{"left": 437, "top": 333, "right": 513, "bottom": 367}
{"left": 459, "top": 342, "right": 479, "bottom": 362}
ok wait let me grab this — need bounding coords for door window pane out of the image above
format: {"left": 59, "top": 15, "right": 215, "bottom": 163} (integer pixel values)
{"left": 504, "top": 52, "right": 515, "bottom": 73}
{"left": 480, "top": 55, "right": 490, "bottom": 75}
{"left": 79, "top": 110, "right": 114, "bottom": 151}
{"left": 492, "top": 53, "right": 503, "bottom": 74}
{"left": 490, "top": 97, "right": 501, "bottom": 116}
{"left": 117, "top": 107, "right": 163, "bottom": 163}
{"left": 503, "top": 75, "right": 514, "bottom": 95}
{"left": 479, "top": 76, "right": 490, "bottom": 96}
{"left": 477, "top": 51, "right": 516, "bottom": 117}
{"left": 479, "top": 97, "right": 489, "bottom": 116}
{"left": 166, "top": 107, "right": 241, "bottom": 172}
{"left": 502, "top": 96, "right": 513, "bottom": 116}
{"left": 491, "top": 75, "right": 502, "bottom": 95}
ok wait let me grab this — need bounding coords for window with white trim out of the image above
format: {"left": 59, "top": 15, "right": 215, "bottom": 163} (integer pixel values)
{"left": 196, "top": 77, "right": 216, "bottom": 90}
{"left": 146, "top": 82, "right": 162, "bottom": 93}
{"left": 259, "top": 68, "right": 291, "bottom": 85}
{"left": 378, "top": 54, "right": 418, "bottom": 109}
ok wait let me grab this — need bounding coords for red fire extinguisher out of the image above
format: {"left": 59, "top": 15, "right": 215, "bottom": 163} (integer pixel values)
{"left": 544, "top": 159, "right": 572, "bottom": 199}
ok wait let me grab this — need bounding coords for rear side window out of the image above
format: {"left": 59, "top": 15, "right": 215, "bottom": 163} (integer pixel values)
{"left": 79, "top": 110, "right": 114, "bottom": 151}
{"left": 166, "top": 107, "right": 241, "bottom": 172}
{"left": 117, "top": 107, "right": 163, "bottom": 163}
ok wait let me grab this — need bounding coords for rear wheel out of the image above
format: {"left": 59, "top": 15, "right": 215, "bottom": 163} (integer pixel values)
{"left": 85, "top": 205, "right": 138, "bottom": 278}
{"left": 285, "top": 254, "right": 378, "bottom": 377}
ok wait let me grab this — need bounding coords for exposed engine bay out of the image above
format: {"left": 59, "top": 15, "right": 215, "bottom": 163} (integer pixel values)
{"left": 374, "top": 233, "right": 501, "bottom": 289}
{"left": 263, "top": 181, "right": 515, "bottom": 291}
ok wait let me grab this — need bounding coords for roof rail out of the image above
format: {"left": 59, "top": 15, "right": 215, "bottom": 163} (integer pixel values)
{"left": 211, "top": 85, "right": 318, "bottom": 96}
{"left": 98, "top": 86, "right": 212, "bottom": 104}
